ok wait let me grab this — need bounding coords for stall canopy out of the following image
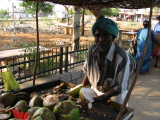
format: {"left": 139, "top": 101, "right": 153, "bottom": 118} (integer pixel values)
{"left": 22, "top": 0, "right": 160, "bottom": 9}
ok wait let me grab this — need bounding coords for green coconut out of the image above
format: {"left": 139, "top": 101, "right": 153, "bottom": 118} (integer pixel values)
{"left": 53, "top": 100, "right": 79, "bottom": 120}
{"left": 14, "top": 100, "right": 29, "bottom": 112}
{"left": 43, "top": 95, "right": 59, "bottom": 110}
{"left": 9, "top": 118, "right": 20, "bottom": 120}
{"left": 68, "top": 84, "right": 83, "bottom": 97}
{"left": 28, "top": 107, "right": 40, "bottom": 120}
{"left": 79, "top": 88, "right": 97, "bottom": 103}
{"left": 29, "top": 95, "right": 43, "bottom": 108}
{"left": 0, "top": 92, "right": 16, "bottom": 107}
{"left": 31, "top": 107, "right": 56, "bottom": 120}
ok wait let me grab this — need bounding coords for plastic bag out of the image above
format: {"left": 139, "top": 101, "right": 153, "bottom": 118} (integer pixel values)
{"left": 154, "top": 47, "right": 160, "bottom": 56}
{"left": 1, "top": 65, "right": 20, "bottom": 91}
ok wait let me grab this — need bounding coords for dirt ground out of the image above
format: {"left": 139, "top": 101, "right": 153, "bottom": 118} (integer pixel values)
{"left": 0, "top": 23, "right": 95, "bottom": 51}
{"left": 0, "top": 20, "right": 142, "bottom": 51}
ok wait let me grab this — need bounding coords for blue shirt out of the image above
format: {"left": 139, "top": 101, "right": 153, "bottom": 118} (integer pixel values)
{"left": 154, "top": 22, "right": 160, "bottom": 34}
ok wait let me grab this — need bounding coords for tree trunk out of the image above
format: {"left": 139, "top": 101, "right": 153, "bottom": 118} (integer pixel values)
{"left": 89, "top": 9, "right": 102, "bottom": 19}
{"left": 63, "top": 5, "right": 70, "bottom": 24}
{"left": 72, "top": 6, "right": 80, "bottom": 50}
{"left": 81, "top": 8, "right": 85, "bottom": 36}
{"left": 66, "top": 7, "right": 69, "bottom": 24}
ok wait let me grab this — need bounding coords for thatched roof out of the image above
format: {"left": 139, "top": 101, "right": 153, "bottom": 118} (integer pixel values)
{"left": 22, "top": 0, "right": 160, "bottom": 9}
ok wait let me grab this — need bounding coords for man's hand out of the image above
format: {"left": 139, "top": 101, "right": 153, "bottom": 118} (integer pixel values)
{"left": 92, "top": 95, "right": 109, "bottom": 106}
{"left": 93, "top": 94, "right": 107, "bottom": 102}
{"left": 93, "top": 89, "right": 120, "bottom": 103}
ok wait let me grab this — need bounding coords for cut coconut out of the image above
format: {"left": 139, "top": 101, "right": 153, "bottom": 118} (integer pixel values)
{"left": 43, "top": 95, "right": 59, "bottom": 110}
{"left": 32, "top": 107, "right": 56, "bottom": 120}
{"left": 79, "top": 87, "right": 97, "bottom": 103}
{"left": 68, "top": 84, "right": 83, "bottom": 97}
{"left": 53, "top": 100, "right": 79, "bottom": 120}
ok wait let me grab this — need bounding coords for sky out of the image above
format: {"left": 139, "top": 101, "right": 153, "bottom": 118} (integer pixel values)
{"left": 0, "top": 0, "right": 64, "bottom": 12}
{"left": 0, "top": 0, "right": 22, "bottom": 10}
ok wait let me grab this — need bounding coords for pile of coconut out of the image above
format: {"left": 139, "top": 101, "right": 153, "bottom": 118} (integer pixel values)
{"left": 0, "top": 83, "right": 99, "bottom": 120}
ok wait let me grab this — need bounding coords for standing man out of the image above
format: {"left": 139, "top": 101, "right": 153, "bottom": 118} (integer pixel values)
{"left": 82, "top": 16, "right": 130, "bottom": 105}
{"left": 153, "top": 16, "right": 160, "bottom": 69}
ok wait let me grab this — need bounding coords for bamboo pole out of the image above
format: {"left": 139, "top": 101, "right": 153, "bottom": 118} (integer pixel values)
{"left": 116, "top": 0, "right": 155, "bottom": 119}
{"left": 33, "top": 0, "right": 40, "bottom": 86}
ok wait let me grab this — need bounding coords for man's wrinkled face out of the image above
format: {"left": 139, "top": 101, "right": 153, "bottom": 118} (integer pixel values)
{"left": 95, "top": 28, "right": 113, "bottom": 52}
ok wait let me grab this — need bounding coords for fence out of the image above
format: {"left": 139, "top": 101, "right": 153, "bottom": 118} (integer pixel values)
{"left": 0, "top": 44, "right": 89, "bottom": 89}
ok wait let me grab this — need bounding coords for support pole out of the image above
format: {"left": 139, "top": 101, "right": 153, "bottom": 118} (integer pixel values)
{"left": 116, "top": 0, "right": 155, "bottom": 119}
{"left": 33, "top": 0, "right": 40, "bottom": 86}
{"left": 12, "top": 3, "right": 17, "bottom": 44}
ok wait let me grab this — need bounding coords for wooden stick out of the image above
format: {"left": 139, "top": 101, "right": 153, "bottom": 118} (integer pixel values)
{"left": 116, "top": 0, "right": 155, "bottom": 119}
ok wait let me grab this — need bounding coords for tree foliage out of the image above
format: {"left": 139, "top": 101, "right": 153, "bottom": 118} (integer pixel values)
{"left": 69, "top": 7, "right": 92, "bottom": 16}
{"left": 153, "top": 7, "right": 160, "bottom": 13}
{"left": 100, "top": 8, "right": 119, "bottom": 16}
{"left": 0, "top": 9, "right": 8, "bottom": 19}
{"left": 19, "top": 1, "right": 54, "bottom": 17}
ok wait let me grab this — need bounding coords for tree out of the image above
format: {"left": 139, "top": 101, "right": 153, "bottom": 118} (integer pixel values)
{"left": 100, "top": 8, "right": 119, "bottom": 17}
{"left": 19, "top": 1, "right": 54, "bottom": 18}
{"left": 69, "top": 7, "right": 93, "bottom": 35}
{"left": 0, "top": 9, "right": 8, "bottom": 19}
{"left": 72, "top": 6, "right": 80, "bottom": 50}
{"left": 63, "top": 5, "right": 71, "bottom": 24}
{"left": 153, "top": 7, "right": 160, "bottom": 13}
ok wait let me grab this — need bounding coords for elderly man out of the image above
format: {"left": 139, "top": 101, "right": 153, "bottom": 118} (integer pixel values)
{"left": 82, "top": 16, "right": 130, "bottom": 105}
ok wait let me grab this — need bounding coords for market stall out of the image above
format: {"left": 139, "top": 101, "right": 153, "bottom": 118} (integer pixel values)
{"left": 1, "top": 0, "right": 160, "bottom": 120}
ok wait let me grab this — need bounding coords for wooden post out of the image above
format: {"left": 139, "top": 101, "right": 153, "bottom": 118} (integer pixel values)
{"left": 65, "top": 46, "right": 68, "bottom": 72}
{"left": 116, "top": 0, "right": 154, "bottom": 119}
{"left": 12, "top": 3, "right": 17, "bottom": 44}
{"left": 59, "top": 47, "right": 63, "bottom": 74}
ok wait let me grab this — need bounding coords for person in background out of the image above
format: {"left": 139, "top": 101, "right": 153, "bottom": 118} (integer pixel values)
{"left": 153, "top": 16, "right": 160, "bottom": 69}
{"left": 135, "top": 20, "right": 158, "bottom": 74}
{"left": 81, "top": 15, "right": 130, "bottom": 105}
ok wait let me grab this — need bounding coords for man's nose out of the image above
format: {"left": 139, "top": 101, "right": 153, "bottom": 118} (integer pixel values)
{"left": 99, "top": 36, "right": 103, "bottom": 42}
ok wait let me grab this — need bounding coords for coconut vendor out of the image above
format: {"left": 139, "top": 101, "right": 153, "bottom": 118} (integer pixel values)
{"left": 81, "top": 15, "right": 130, "bottom": 105}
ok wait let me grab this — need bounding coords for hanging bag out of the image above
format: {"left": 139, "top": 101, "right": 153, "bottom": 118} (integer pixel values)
{"left": 1, "top": 65, "right": 20, "bottom": 91}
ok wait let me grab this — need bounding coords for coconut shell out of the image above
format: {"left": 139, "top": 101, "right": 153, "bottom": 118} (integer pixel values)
{"left": 29, "top": 95, "right": 43, "bottom": 107}
{"left": 14, "top": 100, "right": 29, "bottom": 113}
{"left": 0, "top": 92, "right": 16, "bottom": 107}
{"left": 28, "top": 107, "right": 40, "bottom": 120}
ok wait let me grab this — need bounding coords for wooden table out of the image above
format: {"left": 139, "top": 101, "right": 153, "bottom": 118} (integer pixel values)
{"left": 122, "top": 31, "right": 137, "bottom": 39}
{"left": 64, "top": 25, "right": 73, "bottom": 35}
{"left": 118, "top": 29, "right": 137, "bottom": 47}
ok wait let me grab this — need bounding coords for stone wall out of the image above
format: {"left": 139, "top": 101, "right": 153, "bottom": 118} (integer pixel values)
{"left": 20, "top": 66, "right": 84, "bottom": 89}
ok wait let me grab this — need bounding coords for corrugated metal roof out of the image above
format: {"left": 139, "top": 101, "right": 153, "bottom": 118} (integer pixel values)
{"left": 21, "top": 0, "right": 160, "bottom": 9}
